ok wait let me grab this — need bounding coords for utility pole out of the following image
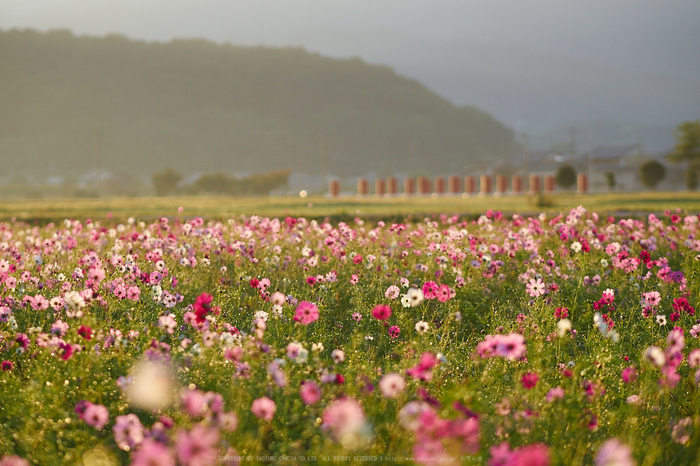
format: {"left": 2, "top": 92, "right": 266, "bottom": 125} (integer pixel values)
{"left": 523, "top": 133, "right": 529, "bottom": 177}
{"left": 320, "top": 135, "right": 327, "bottom": 194}
{"left": 95, "top": 132, "right": 101, "bottom": 191}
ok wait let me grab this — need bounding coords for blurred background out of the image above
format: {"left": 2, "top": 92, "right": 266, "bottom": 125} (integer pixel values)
{"left": 1, "top": 0, "right": 699, "bottom": 197}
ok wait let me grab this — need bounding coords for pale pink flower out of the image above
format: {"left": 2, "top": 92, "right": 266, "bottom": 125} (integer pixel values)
{"left": 131, "top": 439, "right": 176, "bottom": 466}
{"left": 251, "top": 397, "right": 276, "bottom": 421}
{"left": 379, "top": 373, "right": 406, "bottom": 398}
{"left": 526, "top": 278, "right": 545, "bottom": 298}
{"left": 299, "top": 381, "right": 322, "bottom": 405}
{"left": 595, "top": 438, "right": 635, "bottom": 466}
{"left": 175, "top": 424, "right": 220, "bottom": 466}
{"left": 82, "top": 403, "right": 109, "bottom": 430}
{"left": 322, "top": 398, "right": 366, "bottom": 440}
{"left": 385, "top": 285, "right": 400, "bottom": 299}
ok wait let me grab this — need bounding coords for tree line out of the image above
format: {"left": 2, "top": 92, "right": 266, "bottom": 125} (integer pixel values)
{"left": 152, "top": 168, "right": 290, "bottom": 196}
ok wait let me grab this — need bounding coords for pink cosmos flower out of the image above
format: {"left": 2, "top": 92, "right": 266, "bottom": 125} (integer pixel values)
{"left": 175, "top": 424, "right": 220, "bottom": 466}
{"left": 371, "top": 304, "right": 391, "bottom": 320}
{"left": 322, "top": 398, "right": 366, "bottom": 440}
{"left": 406, "top": 352, "right": 438, "bottom": 381}
{"left": 526, "top": 278, "right": 545, "bottom": 298}
{"left": 379, "top": 373, "right": 406, "bottom": 398}
{"left": 0, "top": 456, "right": 30, "bottom": 466}
{"left": 385, "top": 285, "right": 400, "bottom": 299}
{"left": 293, "top": 301, "right": 319, "bottom": 325}
{"left": 131, "top": 439, "right": 176, "bottom": 466}
{"left": 113, "top": 414, "right": 145, "bottom": 450}
{"left": 621, "top": 366, "right": 638, "bottom": 384}
{"left": 546, "top": 387, "right": 565, "bottom": 402}
{"left": 595, "top": 438, "right": 635, "bottom": 466}
{"left": 126, "top": 286, "right": 141, "bottom": 300}
{"left": 422, "top": 281, "right": 439, "bottom": 299}
{"left": 82, "top": 403, "right": 109, "bottom": 430}
{"left": 251, "top": 397, "right": 276, "bottom": 421}
{"left": 299, "top": 381, "right": 322, "bottom": 405}
{"left": 436, "top": 284, "right": 451, "bottom": 302}
{"left": 193, "top": 293, "right": 213, "bottom": 324}
{"left": 521, "top": 372, "right": 539, "bottom": 389}
{"left": 512, "top": 444, "right": 550, "bottom": 466}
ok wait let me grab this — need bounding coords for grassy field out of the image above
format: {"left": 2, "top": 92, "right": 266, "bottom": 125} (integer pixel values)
{"left": 1, "top": 191, "right": 700, "bottom": 223}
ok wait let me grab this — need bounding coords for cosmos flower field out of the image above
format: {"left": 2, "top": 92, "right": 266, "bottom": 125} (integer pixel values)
{"left": 1, "top": 207, "right": 699, "bottom": 465}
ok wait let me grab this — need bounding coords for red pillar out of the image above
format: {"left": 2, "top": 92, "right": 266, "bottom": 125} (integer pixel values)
{"left": 404, "top": 177, "right": 415, "bottom": 196}
{"left": 387, "top": 177, "right": 398, "bottom": 196}
{"left": 357, "top": 178, "right": 368, "bottom": 196}
{"left": 544, "top": 175, "right": 555, "bottom": 193}
{"left": 375, "top": 178, "right": 385, "bottom": 196}
{"left": 529, "top": 174, "right": 541, "bottom": 194}
{"left": 434, "top": 177, "right": 446, "bottom": 195}
{"left": 329, "top": 179, "right": 340, "bottom": 197}
{"left": 480, "top": 175, "right": 491, "bottom": 195}
{"left": 496, "top": 175, "right": 507, "bottom": 194}
{"left": 464, "top": 176, "right": 476, "bottom": 195}
{"left": 448, "top": 175, "right": 461, "bottom": 194}
{"left": 577, "top": 173, "right": 588, "bottom": 194}
{"left": 417, "top": 176, "right": 431, "bottom": 195}
{"left": 512, "top": 175, "right": 523, "bottom": 194}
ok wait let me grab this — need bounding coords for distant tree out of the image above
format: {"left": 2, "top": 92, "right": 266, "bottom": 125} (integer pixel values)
{"left": 554, "top": 165, "right": 576, "bottom": 189}
{"left": 191, "top": 173, "right": 235, "bottom": 195}
{"left": 152, "top": 168, "right": 181, "bottom": 196}
{"left": 639, "top": 160, "right": 666, "bottom": 190}
{"left": 686, "top": 165, "right": 699, "bottom": 191}
{"left": 669, "top": 120, "right": 700, "bottom": 164}
{"left": 605, "top": 171, "right": 616, "bottom": 191}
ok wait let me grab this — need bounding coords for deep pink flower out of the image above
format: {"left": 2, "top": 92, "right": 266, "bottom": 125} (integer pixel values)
{"left": 1, "top": 361, "right": 12, "bottom": 371}
{"left": 521, "top": 372, "right": 539, "bottom": 389}
{"left": 512, "top": 444, "right": 550, "bottom": 466}
{"left": 371, "top": 304, "right": 392, "bottom": 320}
{"left": 193, "top": 293, "right": 212, "bottom": 324}
{"left": 406, "top": 352, "right": 438, "bottom": 381}
{"left": 422, "top": 281, "right": 439, "bottom": 299}
{"left": 388, "top": 325, "right": 401, "bottom": 338}
{"left": 78, "top": 325, "right": 92, "bottom": 340}
{"left": 293, "top": 301, "right": 319, "bottom": 325}
{"left": 621, "top": 367, "right": 637, "bottom": 384}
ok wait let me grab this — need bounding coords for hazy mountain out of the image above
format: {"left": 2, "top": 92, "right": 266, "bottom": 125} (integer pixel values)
{"left": 0, "top": 28, "right": 516, "bottom": 181}
{"left": 275, "top": 29, "right": 700, "bottom": 151}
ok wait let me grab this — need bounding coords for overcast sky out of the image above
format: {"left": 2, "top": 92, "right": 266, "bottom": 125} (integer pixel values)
{"left": 2, "top": 0, "right": 699, "bottom": 143}
{"left": 3, "top": 0, "right": 698, "bottom": 76}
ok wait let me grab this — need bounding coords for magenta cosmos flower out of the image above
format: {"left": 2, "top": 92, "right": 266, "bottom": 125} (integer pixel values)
{"left": 293, "top": 301, "right": 319, "bottom": 325}
{"left": 371, "top": 304, "right": 391, "bottom": 320}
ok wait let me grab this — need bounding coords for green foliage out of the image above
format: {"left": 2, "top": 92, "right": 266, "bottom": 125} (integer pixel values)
{"left": 554, "top": 165, "right": 577, "bottom": 189}
{"left": 185, "top": 169, "right": 290, "bottom": 196}
{"left": 152, "top": 167, "right": 182, "bottom": 196}
{"left": 605, "top": 171, "right": 616, "bottom": 190}
{"left": 639, "top": 159, "right": 666, "bottom": 189}
{"left": 0, "top": 29, "right": 515, "bottom": 178}
{"left": 669, "top": 120, "right": 700, "bottom": 164}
